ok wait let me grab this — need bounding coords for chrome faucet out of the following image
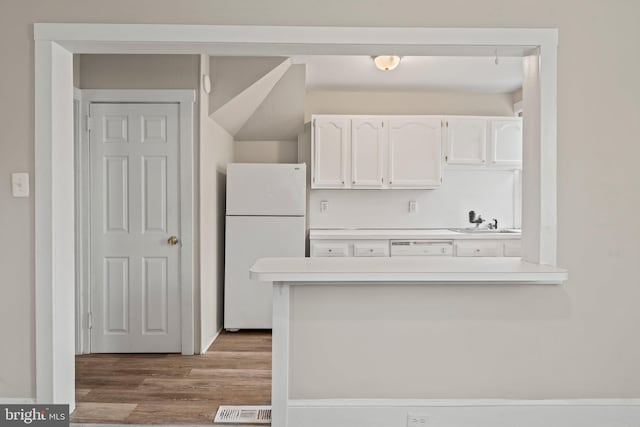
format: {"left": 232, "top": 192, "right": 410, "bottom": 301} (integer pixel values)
{"left": 468, "top": 210, "right": 485, "bottom": 227}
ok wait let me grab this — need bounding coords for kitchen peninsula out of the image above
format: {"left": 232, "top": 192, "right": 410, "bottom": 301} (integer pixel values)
{"left": 250, "top": 257, "right": 567, "bottom": 427}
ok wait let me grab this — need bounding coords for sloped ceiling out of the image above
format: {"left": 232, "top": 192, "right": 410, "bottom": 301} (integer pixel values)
{"left": 235, "top": 64, "right": 305, "bottom": 141}
{"left": 209, "top": 56, "right": 286, "bottom": 112}
{"left": 210, "top": 58, "right": 293, "bottom": 136}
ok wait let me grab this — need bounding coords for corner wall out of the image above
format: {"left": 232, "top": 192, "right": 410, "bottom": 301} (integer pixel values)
{"left": 199, "top": 55, "right": 234, "bottom": 352}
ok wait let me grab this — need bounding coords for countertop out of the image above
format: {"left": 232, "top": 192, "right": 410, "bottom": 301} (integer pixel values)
{"left": 250, "top": 257, "right": 567, "bottom": 284}
{"left": 309, "top": 228, "right": 522, "bottom": 240}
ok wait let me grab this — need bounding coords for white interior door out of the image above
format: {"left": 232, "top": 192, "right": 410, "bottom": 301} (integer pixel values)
{"left": 90, "top": 103, "right": 181, "bottom": 353}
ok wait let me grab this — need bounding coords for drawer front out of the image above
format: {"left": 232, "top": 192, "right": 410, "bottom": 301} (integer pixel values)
{"left": 353, "top": 241, "right": 390, "bottom": 257}
{"left": 455, "top": 240, "right": 503, "bottom": 257}
{"left": 503, "top": 240, "right": 522, "bottom": 257}
{"left": 310, "top": 242, "right": 350, "bottom": 257}
{"left": 390, "top": 241, "right": 453, "bottom": 256}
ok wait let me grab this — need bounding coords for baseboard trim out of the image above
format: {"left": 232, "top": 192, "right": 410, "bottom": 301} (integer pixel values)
{"left": 0, "top": 397, "right": 37, "bottom": 404}
{"left": 199, "top": 328, "right": 222, "bottom": 354}
{"left": 287, "top": 399, "right": 640, "bottom": 427}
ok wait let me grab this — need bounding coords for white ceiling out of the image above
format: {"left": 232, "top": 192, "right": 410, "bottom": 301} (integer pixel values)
{"left": 293, "top": 55, "right": 523, "bottom": 93}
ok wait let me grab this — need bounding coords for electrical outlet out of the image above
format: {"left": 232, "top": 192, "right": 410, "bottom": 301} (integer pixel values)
{"left": 407, "top": 413, "right": 428, "bottom": 427}
{"left": 320, "top": 200, "right": 329, "bottom": 213}
{"left": 11, "top": 172, "right": 29, "bottom": 197}
{"left": 408, "top": 200, "right": 418, "bottom": 213}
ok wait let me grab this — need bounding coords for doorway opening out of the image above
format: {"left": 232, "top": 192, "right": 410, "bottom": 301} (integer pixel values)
{"left": 34, "top": 25, "right": 558, "bottom": 421}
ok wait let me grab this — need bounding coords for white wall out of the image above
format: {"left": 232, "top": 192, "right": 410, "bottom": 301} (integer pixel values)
{"left": 234, "top": 140, "right": 298, "bottom": 163}
{"left": 309, "top": 169, "right": 518, "bottom": 229}
{"left": 199, "top": 55, "right": 234, "bottom": 352}
{"left": 305, "top": 90, "right": 516, "bottom": 121}
{"left": 290, "top": 283, "right": 571, "bottom": 398}
{"left": 2, "top": 0, "right": 640, "bottom": 401}
{"left": 78, "top": 54, "right": 200, "bottom": 89}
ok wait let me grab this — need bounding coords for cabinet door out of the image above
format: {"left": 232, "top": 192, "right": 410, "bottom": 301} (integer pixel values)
{"left": 388, "top": 117, "right": 442, "bottom": 188}
{"left": 490, "top": 119, "right": 523, "bottom": 166}
{"left": 312, "top": 116, "right": 350, "bottom": 188}
{"left": 503, "top": 240, "right": 522, "bottom": 257}
{"left": 310, "top": 241, "right": 351, "bottom": 257}
{"left": 351, "top": 118, "right": 385, "bottom": 188}
{"left": 455, "top": 240, "right": 504, "bottom": 257}
{"left": 353, "top": 241, "right": 390, "bottom": 257}
{"left": 446, "top": 118, "right": 487, "bottom": 165}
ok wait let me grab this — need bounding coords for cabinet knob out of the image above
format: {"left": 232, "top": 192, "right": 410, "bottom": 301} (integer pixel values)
{"left": 353, "top": 181, "right": 356, "bottom": 184}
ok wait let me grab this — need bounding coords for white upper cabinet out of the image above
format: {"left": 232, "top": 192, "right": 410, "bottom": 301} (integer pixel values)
{"left": 388, "top": 117, "right": 442, "bottom": 188}
{"left": 351, "top": 118, "right": 386, "bottom": 188}
{"left": 312, "top": 116, "right": 350, "bottom": 188}
{"left": 490, "top": 118, "right": 523, "bottom": 166}
{"left": 445, "top": 118, "right": 487, "bottom": 165}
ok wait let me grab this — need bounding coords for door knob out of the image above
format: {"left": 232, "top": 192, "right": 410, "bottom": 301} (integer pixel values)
{"left": 167, "top": 236, "right": 179, "bottom": 246}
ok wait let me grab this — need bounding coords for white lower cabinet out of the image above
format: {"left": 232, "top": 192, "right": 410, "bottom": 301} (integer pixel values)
{"left": 353, "top": 241, "right": 390, "bottom": 257}
{"left": 454, "top": 240, "right": 503, "bottom": 257}
{"left": 454, "top": 239, "right": 522, "bottom": 257}
{"left": 311, "top": 238, "right": 521, "bottom": 258}
{"left": 503, "top": 240, "right": 522, "bottom": 257}
{"left": 310, "top": 240, "right": 390, "bottom": 257}
{"left": 310, "top": 241, "right": 350, "bottom": 257}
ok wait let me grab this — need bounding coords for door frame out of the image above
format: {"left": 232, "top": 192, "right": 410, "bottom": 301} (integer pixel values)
{"left": 74, "top": 89, "right": 196, "bottom": 355}
{"left": 34, "top": 24, "right": 558, "bottom": 407}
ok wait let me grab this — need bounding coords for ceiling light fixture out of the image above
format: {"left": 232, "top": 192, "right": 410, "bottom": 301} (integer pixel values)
{"left": 373, "top": 55, "right": 401, "bottom": 71}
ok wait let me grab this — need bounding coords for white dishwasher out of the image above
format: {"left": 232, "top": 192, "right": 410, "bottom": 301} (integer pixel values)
{"left": 390, "top": 240, "right": 454, "bottom": 256}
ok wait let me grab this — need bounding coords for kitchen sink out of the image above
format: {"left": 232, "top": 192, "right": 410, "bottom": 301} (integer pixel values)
{"left": 448, "top": 228, "right": 520, "bottom": 234}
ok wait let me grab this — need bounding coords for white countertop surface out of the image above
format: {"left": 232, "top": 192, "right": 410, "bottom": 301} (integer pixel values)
{"left": 250, "top": 257, "right": 567, "bottom": 284}
{"left": 309, "top": 228, "right": 521, "bottom": 240}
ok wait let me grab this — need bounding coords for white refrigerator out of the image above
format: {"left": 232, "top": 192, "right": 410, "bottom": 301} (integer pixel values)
{"left": 224, "top": 163, "right": 306, "bottom": 330}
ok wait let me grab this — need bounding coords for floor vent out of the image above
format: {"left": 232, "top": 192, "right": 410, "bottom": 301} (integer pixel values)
{"left": 214, "top": 405, "right": 272, "bottom": 424}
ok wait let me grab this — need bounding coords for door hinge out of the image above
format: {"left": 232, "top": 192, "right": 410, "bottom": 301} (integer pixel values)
{"left": 87, "top": 312, "right": 93, "bottom": 330}
{"left": 86, "top": 115, "right": 93, "bottom": 132}
{"left": 445, "top": 155, "right": 448, "bottom": 162}
{"left": 313, "top": 119, "right": 316, "bottom": 128}
{"left": 381, "top": 121, "right": 384, "bottom": 128}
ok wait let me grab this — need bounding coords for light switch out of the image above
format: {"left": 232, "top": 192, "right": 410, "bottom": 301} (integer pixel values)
{"left": 408, "top": 200, "right": 418, "bottom": 213}
{"left": 11, "top": 173, "right": 29, "bottom": 198}
{"left": 320, "top": 200, "right": 329, "bottom": 213}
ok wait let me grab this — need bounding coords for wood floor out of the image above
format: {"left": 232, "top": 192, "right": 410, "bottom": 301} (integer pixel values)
{"left": 71, "top": 331, "right": 272, "bottom": 424}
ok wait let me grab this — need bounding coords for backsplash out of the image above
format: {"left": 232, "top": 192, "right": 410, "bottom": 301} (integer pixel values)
{"left": 309, "top": 169, "right": 520, "bottom": 229}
